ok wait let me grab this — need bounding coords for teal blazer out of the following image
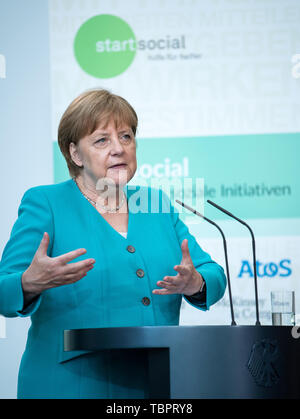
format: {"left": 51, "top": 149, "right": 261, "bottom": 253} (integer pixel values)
{"left": 0, "top": 179, "right": 226, "bottom": 399}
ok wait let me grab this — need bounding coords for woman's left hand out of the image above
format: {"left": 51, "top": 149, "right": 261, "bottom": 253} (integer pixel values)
{"left": 152, "top": 239, "right": 204, "bottom": 296}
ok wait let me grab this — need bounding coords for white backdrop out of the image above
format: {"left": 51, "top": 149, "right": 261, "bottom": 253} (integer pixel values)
{"left": 50, "top": 0, "right": 300, "bottom": 326}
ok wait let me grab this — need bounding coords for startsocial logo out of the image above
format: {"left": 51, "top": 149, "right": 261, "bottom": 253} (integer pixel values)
{"left": 238, "top": 259, "right": 292, "bottom": 278}
{"left": 74, "top": 15, "right": 136, "bottom": 78}
{"left": 74, "top": 14, "right": 187, "bottom": 78}
{"left": 0, "top": 54, "right": 6, "bottom": 79}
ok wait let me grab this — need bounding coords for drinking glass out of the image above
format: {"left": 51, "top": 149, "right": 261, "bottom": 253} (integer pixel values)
{"left": 271, "top": 290, "right": 295, "bottom": 326}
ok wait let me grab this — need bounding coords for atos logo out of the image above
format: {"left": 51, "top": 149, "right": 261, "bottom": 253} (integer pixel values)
{"left": 238, "top": 259, "right": 291, "bottom": 278}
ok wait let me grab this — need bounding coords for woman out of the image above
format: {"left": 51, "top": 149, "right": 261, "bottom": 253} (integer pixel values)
{"left": 0, "top": 89, "right": 226, "bottom": 399}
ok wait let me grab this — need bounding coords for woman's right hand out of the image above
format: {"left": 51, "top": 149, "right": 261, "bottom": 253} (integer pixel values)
{"left": 21, "top": 232, "right": 95, "bottom": 297}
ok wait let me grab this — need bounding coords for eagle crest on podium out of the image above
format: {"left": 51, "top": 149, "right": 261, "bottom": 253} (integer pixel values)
{"left": 247, "top": 339, "right": 280, "bottom": 387}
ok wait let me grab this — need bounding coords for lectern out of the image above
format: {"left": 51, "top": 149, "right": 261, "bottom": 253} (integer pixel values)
{"left": 64, "top": 325, "right": 300, "bottom": 399}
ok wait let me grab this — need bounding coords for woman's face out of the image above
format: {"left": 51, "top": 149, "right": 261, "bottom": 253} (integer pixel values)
{"left": 70, "top": 118, "right": 137, "bottom": 187}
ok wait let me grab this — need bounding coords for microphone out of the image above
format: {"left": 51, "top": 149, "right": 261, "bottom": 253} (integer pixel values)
{"left": 207, "top": 200, "right": 260, "bottom": 326}
{"left": 175, "top": 199, "right": 236, "bottom": 326}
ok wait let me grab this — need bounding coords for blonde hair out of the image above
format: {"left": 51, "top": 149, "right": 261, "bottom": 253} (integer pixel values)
{"left": 58, "top": 89, "right": 138, "bottom": 178}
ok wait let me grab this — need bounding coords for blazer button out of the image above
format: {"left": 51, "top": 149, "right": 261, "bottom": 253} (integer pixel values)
{"left": 141, "top": 297, "right": 151, "bottom": 306}
{"left": 136, "top": 268, "right": 145, "bottom": 278}
{"left": 127, "top": 245, "right": 135, "bottom": 253}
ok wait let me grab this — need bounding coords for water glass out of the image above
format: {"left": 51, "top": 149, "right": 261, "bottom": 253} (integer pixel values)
{"left": 271, "top": 290, "right": 295, "bottom": 326}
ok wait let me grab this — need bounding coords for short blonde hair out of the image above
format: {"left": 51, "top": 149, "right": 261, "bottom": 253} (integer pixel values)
{"left": 58, "top": 89, "right": 138, "bottom": 178}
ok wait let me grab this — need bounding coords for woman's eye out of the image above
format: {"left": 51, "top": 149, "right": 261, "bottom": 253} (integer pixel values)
{"left": 95, "top": 138, "right": 106, "bottom": 144}
{"left": 121, "top": 134, "right": 131, "bottom": 141}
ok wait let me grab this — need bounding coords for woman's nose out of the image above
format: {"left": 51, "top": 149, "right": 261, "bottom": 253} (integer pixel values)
{"left": 109, "top": 137, "right": 124, "bottom": 155}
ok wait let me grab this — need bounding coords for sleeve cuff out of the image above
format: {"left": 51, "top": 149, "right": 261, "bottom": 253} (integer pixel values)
{"left": 0, "top": 272, "right": 41, "bottom": 317}
{"left": 183, "top": 282, "right": 207, "bottom": 310}
{"left": 183, "top": 264, "right": 226, "bottom": 312}
{"left": 198, "top": 264, "right": 226, "bottom": 310}
{"left": 17, "top": 294, "right": 42, "bottom": 317}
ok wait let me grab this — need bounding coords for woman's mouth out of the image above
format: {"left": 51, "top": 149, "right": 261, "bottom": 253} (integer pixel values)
{"left": 109, "top": 164, "right": 127, "bottom": 169}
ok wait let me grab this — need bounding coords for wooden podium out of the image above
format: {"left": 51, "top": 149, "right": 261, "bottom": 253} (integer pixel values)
{"left": 64, "top": 325, "right": 300, "bottom": 399}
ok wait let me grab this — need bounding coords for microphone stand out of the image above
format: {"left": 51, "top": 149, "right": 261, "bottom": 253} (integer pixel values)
{"left": 176, "top": 200, "right": 236, "bottom": 326}
{"left": 207, "top": 200, "right": 260, "bottom": 326}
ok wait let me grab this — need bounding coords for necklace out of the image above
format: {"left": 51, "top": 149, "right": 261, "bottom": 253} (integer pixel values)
{"left": 73, "top": 177, "right": 126, "bottom": 213}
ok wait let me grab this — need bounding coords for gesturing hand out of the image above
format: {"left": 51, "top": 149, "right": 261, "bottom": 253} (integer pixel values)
{"left": 152, "top": 239, "right": 203, "bottom": 296}
{"left": 21, "top": 232, "right": 95, "bottom": 296}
